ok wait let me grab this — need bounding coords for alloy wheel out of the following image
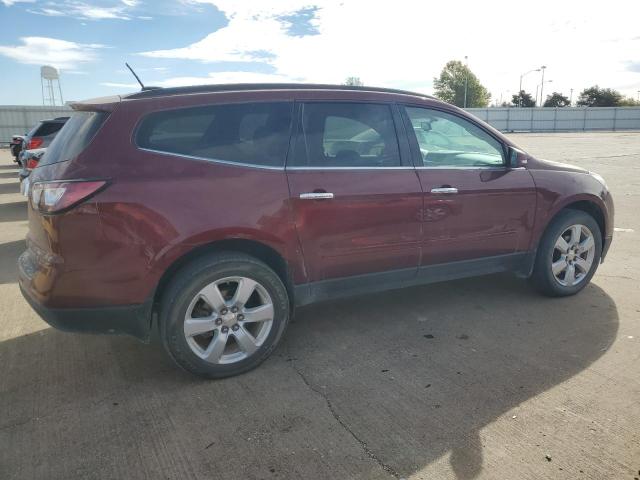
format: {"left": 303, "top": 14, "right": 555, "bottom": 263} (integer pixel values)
{"left": 551, "top": 224, "right": 596, "bottom": 287}
{"left": 183, "top": 276, "right": 274, "bottom": 364}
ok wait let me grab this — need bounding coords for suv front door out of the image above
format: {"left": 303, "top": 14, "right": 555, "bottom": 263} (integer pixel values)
{"left": 286, "top": 102, "right": 423, "bottom": 296}
{"left": 401, "top": 105, "right": 536, "bottom": 269}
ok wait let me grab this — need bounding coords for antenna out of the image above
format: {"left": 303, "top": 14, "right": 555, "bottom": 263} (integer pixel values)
{"left": 125, "top": 62, "right": 145, "bottom": 90}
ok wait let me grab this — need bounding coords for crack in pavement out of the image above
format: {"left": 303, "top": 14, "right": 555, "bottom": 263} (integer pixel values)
{"left": 288, "top": 361, "right": 401, "bottom": 479}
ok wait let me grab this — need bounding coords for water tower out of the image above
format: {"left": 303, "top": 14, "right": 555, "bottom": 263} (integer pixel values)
{"left": 41, "top": 65, "right": 64, "bottom": 106}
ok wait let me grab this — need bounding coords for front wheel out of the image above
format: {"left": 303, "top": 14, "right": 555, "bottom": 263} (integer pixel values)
{"left": 531, "top": 209, "right": 602, "bottom": 297}
{"left": 160, "top": 252, "right": 290, "bottom": 379}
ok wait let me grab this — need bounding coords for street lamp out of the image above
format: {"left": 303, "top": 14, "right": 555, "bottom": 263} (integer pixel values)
{"left": 539, "top": 65, "right": 547, "bottom": 106}
{"left": 518, "top": 68, "right": 540, "bottom": 107}
{"left": 538, "top": 79, "right": 553, "bottom": 106}
{"left": 463, "top": 56, "right": 469, "bottom": 108}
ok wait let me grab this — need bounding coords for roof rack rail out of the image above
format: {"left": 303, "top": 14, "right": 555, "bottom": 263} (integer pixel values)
{"left": 124, "top": 83, "right": 434, "bottom": 100}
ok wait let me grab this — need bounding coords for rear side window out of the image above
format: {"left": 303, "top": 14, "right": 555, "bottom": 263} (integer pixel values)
{"left": 136, "top": 102, "right": 293, "bottom": 168}
{"left": 291, "top": 102, "right": 400, "bottom": 168}
{"left": 34, "top": 121, "right": 65, "bottom": 137}
{"left": 40, "top": 111, "right": 109, "bottom": 166}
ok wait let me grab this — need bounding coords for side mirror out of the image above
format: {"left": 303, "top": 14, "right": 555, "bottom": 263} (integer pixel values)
{"left": 507, "top": 146, "right": 528, "bottom": 168}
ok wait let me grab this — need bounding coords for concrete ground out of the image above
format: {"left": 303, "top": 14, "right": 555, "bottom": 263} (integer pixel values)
{"left": 0, "top": 132, "right": 638, "bottom": 480}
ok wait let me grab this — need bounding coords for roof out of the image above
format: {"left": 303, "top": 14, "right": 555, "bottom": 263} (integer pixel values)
{"left": 123, "top": 83, "right": 435, "bottom": 101}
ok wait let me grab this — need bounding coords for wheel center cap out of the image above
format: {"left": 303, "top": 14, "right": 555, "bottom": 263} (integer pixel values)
{"left": 221, "top": 312, "right": 236, "bottom": 325}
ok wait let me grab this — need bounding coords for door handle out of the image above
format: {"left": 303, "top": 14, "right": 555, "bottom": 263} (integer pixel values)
{"left": 430, "top": 187, "right": 458, "bottom": 194}
{"left": 300, "top": 192, "right": 334, "bottom": 200}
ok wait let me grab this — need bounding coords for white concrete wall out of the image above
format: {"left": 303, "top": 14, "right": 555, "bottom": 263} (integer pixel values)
{"left": 465, "top": 107, "right": 640, "bottom": 132}
{"left": 0, "top": 105, "right": 72, "bottom": 143}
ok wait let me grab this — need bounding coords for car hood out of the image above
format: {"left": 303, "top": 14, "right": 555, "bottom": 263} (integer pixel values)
{"left": 527, "top": 156, "right": 589, "bottom": 174}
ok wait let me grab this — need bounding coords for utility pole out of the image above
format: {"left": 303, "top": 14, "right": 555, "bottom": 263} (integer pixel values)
{"left": 518, "top": 68, "right": 540, "bottom": 107}
{"left": 570, "top": 88, "right": 574, "bottom": 106}
{"left": 539, "top": 65, "right": 547, "bottom": 106}
{"left": 463, "top": 56, "right": 468, "bottom": 108}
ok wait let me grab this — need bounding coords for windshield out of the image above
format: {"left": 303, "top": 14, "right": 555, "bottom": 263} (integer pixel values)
{"left": 39, "top": 111, "right": 109, "bottom": 166}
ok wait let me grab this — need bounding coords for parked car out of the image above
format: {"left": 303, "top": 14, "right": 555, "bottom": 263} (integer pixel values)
{"left": 18, "top": 117, "right": 69, "bottom": 166}
{"left": 10, "top": 135, "right": 25, "bottom": 162}
{"left": 19, "top": 84, "right": 614, "bottom": 379}
{"left": 18, "top": 148, "right": 46, "bottom": 196}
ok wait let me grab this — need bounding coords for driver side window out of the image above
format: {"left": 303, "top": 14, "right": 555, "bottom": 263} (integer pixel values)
{"left": 291, "top": 102, "right": 401, "bottom": 167}
{"left": 404, "top": 106, "right": 504, "bottom": 167}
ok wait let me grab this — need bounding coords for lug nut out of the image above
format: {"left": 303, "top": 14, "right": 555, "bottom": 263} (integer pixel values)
{"left": 215, "top": 318, "right": 222, "bottom": 326}
{"left": 232, "top": 324, "right": 240, "bottom": 331}
{"left": 231, "top": 306, "right": 238, "bottom": 313}
{"left": 220, "top": 308, "right": 228, "bottom": 315}
{"left": 237, "top": 314, "right": 245, "bottom": 321}
{"left": 221, "top": 326, "right": 229, "bottom": 333}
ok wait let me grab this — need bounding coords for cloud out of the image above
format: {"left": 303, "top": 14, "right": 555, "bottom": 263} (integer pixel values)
{"left": 1, "top": 0, "right": 34, "bottom": 6}
{"left": 140, "top": 0, "right": 640, "bottom": 99}
{"left": 101, "top": 70, "right": 298, "bottom": 90}
{"left": 27, "top": 0, "right": 138, "bottom": 20}
{"left": 0, "top": 36, "right": 105, "bottom": 69}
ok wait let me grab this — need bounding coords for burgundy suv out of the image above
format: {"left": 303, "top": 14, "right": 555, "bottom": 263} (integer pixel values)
{"left": 19, "top": 84, "right": 614, "bottom": 378}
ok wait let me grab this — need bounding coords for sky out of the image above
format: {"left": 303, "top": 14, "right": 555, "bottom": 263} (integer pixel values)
{"left": 0, "top": 0, "right": 639, "bottom": 105}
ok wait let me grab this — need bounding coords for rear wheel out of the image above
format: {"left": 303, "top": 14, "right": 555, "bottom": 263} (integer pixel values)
{"left": 531, "top": 209, "right": 602, "bottom": 297}
{"left": 160, "top": 252, "right": 290, "bottom": 378}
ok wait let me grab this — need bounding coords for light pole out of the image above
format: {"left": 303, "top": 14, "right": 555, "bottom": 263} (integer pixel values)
{"left": 518, "top": 68, "right": 540, "bottom": 106}
{"left": 463, "top": 56, "right": 468, "bottom": 108}
{"left": 570, "top": 88, "right": 574, "bottom": 106}
{"left": 539, "top": 65, "right": 547, "bottom": 106}
{"left": 541, "top": 80, "right": 553, "bottom": 106}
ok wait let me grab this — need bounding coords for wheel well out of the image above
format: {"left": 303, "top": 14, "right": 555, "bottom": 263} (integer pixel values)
{"left": 151, "top": 239, "right": 293, "bottom": 318}
{"left": 562, "top": 200, "right": 606, "bottom": 240}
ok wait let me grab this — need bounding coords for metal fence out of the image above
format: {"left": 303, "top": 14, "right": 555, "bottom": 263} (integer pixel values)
{"left": 466, "top": 107, "right": 640, "bottom": 132}
{"left": 0, "top": 105, "right": 72, "bottom": 144}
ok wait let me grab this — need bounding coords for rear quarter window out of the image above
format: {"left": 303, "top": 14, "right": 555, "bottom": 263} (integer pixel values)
{"left": 34, "top": 121, "right": 65, "bottom": 137}
{"left": 39, "top": 111, "right": 109, "bottom": 166}
{"left": 136, "top": 102, "right": 293, "bottom": 168}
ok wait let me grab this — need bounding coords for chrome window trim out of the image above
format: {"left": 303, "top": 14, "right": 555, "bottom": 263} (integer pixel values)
{"left": 415, "top": 165, "right": 506, "bottom": 171}
{"left": 286, "top": 166, "right": 414, "bottom": 171}
{"left": 137, "top": 147, "right": 285, "bottom": 171}
{"left": 415, "top": 166, "right": 527, "bottom": 171}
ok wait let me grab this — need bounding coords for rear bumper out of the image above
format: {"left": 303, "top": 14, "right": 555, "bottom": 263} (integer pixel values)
{"left": 20, "top": 283, "right": 152, "bottom": 342}
{"left": 19, "top": 245, "right": 152, "bottom": 342}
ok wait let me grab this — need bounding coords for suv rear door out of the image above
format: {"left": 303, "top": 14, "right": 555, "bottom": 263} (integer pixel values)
{"left": 401, "top": 105, "right": 536, "bottom": 268}
{"left": 286, "top": 101, "right": 423, "bottom": 295}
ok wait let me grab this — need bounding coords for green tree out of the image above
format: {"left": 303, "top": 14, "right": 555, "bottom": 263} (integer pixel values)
{"left": 576, "top": 86, "right": 624, "bottom": 107}
{"left": 433, "top": 60, "right": 491, "bottom": 107}
{"left": 344, "top": 76, "right": 363, "bottom": 86}
{"left": 618, "top": 97, "right": 640, "bottom": 106}
{"left": 543, "top": 92, "right": 571, "bottom": 107}
{"left": 511, "top": 90, "right": 536, "bottom": 107}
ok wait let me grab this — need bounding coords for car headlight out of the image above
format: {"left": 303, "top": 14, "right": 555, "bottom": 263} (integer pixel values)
{"left": 589, "top": 172, "right": 608, "bottom": 190}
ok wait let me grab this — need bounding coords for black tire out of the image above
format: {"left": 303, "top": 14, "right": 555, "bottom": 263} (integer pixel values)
{"left": 531, "top": 209, "right": 602, "bottom": 297}
{"left": 159, "top": 252, "right": 290, "bottom": 379}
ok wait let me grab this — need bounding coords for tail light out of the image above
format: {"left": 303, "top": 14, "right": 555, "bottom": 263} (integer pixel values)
{"left": 27, "top": 137, "right": 44, "bottom": 149}
{"left": 26, "top": 157, "right": 39, "bottom": 169}
{"left": 30, "top": 180, "right": 108, "bottom": 214}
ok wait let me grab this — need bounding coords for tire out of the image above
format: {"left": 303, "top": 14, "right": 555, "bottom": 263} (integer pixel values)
{"left": 159, "top": 252, "right": 290, "bottom": 379}
{"left": 531, "top": 209, "right": 602, "bottom": 297}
